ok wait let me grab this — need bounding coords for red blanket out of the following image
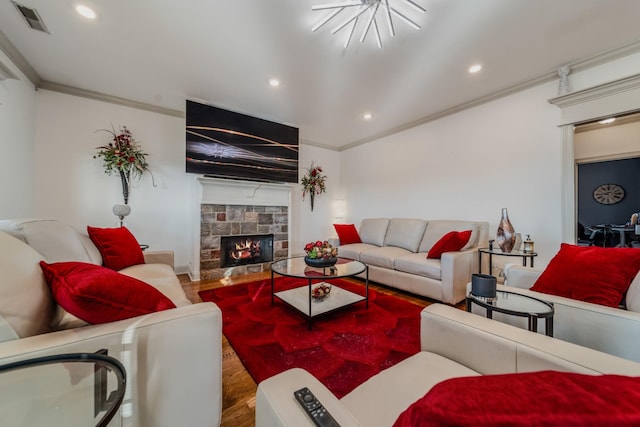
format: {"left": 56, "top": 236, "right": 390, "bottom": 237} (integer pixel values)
{"left": 393, "top": 371, "right": 640, "bottom": 426}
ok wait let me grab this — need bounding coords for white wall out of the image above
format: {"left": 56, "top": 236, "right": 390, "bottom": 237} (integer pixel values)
{"left": 291, "top": 143, "right": 341, "bottom": 256}
{"left": 32, "top": 90, "right": 337, "bottom": 271}
{"left": 340, "top": 83, "right": 563, "bottom": 272}
{"left": 33, "top": 90, "right": 194, "bottom": 270}
{"left": 0, "top": 51, "right": 36, "bottom": 217}
{"left": 338, "top": 50, "right": 640, "bottom": 273}
{"left": 24, "top": 50, "right": 640, "bottom": 276}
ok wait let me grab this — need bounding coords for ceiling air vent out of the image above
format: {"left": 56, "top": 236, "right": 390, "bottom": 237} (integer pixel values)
{"left": 12, "top": 1, "right": 50, "bottom": 34}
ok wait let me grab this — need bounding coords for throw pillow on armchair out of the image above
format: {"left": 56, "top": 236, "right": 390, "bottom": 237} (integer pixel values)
{"left": 530, "top": 243, "right": 640, "bottom": 308}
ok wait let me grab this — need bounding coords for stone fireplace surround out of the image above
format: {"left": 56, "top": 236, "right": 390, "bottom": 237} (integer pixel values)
{"left": 200, "top": 204, "right": 287, "bottom": 280}
{"left": 191, "top": 177, "right": 293, "bottom": 281}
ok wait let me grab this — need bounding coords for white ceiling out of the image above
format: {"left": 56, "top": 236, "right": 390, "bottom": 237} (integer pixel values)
{"left": 2, "top": 0, "right": 640, "bottom": 149}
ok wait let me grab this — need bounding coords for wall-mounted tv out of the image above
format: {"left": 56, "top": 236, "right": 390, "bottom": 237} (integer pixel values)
{"left": 185, "top": 100, "right": 299, "bottom": 183}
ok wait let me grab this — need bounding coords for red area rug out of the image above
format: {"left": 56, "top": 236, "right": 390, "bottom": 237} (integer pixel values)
{"left": 199, "top": 277, "right": 424, "bottom": 398}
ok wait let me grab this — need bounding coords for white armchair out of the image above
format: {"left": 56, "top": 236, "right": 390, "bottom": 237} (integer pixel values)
{"left": 256, "top": 304, "right": 640, "bottom": 427}
{"left": 503, "top": 263, "right": 640, "bottom": 363}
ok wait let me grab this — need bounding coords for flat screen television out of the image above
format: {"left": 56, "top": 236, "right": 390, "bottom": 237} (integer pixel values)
{"left": 185, "top": 100, "right": 299, "bottom": 183}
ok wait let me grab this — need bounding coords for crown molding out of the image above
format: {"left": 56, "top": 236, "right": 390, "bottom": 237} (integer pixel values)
{"left": 3, "top": 22, "right": 640, "bottom": 148}
{"left": 38, "top": 81, "right": 184, "bottom": 118}
{"left": 568, "top": 39, "right": 640, "bottom": 73}
{"left": 0, "top": 58, "right": 18, "bottom": 81}
{"left": 340, "top": 71, "right": 556, "bottom": 151}
{"left": 342, "top": 40, "right": 640, "bottom": 151}
{"left": 300, "top": 138, "right": 340, "bottom": 151}
{"left": 0, "top": 28, "right": 39, "bottom": 85}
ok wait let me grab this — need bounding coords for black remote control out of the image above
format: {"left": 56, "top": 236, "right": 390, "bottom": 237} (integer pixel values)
{"left": 294, "top": 387, "right": 341, "bottom": 427}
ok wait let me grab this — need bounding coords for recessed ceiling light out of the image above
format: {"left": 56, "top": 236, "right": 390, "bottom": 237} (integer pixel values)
{"left": 468, "top": 64, "right": 482, "bottom": 74}
{"left": 598, "top": 118, "right": 616, "bottom": 124}
{"left": 269, "top": 78, "right": 280, "bottom": 87}
{"left": 76, "top": 4, "right": 96, "bottom": 19}
{"left": 362, "top": 112, "right": 373, "bottom": 120}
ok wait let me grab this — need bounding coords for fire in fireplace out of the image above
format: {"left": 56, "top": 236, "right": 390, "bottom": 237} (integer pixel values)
{"left": 220, "top": 234, "right": 274, "bottom": 267}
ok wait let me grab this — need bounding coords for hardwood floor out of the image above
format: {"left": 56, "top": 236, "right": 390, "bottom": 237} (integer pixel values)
{"left": 180, "top": 272, "right": 461, "bottom": 427}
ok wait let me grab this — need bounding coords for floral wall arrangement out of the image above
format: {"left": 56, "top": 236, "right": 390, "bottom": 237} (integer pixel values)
{"left": 93, "top": 125, "right": 153, "bottom": 205}
{"left": 301, "top": 161, "right": 327, "bottom": 211}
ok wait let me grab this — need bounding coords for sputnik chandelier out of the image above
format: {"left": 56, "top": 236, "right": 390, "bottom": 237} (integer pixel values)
{"left": 312, "top": 0, "right": 426, "bottom": 49}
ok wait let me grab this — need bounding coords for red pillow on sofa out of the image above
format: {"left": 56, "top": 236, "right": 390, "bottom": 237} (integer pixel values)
{"left": 393, "top": 371, "right": 640, "bottom": 427}
{"left": 87, "top": 226, "right": 145, "bottom": 271}
{"left": 530, "top": 243, "right": 640, "bottom": 308}
{"left": 427, "top": 230, "right": 472, "bottom": 259}
{"left": 40, "top": 261, "right": 175, "bottom": 324}
{"left": 333, "top": 224, "right": 362, "bottom": 245}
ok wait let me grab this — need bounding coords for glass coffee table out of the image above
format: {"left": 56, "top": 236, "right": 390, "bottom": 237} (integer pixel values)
{"left": 466, "top": 290, "right": 554, "bottom": 336}
{"left": 271, "top": 256, "right": 368, "bottom": 329}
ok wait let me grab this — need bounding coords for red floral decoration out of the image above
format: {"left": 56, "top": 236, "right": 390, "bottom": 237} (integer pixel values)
{"left": 304, "top": 240, "right": 338, "bottom": 259}
{"left": 93, "top": 125, "right": 154, "bottom": 204}
{"left": 301, "top": 162, "right": 327, "bottom": 211}
{"left": 94, "top": 126, "right": 150, "bottom": 179}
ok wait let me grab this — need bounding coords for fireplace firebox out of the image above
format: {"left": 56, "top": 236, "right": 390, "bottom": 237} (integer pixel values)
{"left": 220, "top": 234, "right": 274, "bottom": 268}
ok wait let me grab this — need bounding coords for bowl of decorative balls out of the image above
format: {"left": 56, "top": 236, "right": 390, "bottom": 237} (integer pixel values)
{"left": 304, "top": 240, "right": 338, "bottom": 267}
{"left": 311, "top": 283, "right": 332, "bottom": 301}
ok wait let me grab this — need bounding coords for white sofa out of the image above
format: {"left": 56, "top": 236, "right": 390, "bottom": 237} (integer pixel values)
{"left": 336, "top": 218, "right": 489, "bottom": 304}
{"left": 0, "top": 219, "right": 222, "bottom": 427}
{"left": 255, "top": 303, "right": 640, "bottom": 427}
{"left": 498, "top": 263, "right": 640, "bottom": 363}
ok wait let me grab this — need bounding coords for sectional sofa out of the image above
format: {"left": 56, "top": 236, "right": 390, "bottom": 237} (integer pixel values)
{"left": 256, "top": 304, "right": 640, "bottom": 427}
{"left": 335, "top": 218, "right": 489, "bottom": 304}
{"left": 0, "top": 219, "right": 222, "bottom": 426}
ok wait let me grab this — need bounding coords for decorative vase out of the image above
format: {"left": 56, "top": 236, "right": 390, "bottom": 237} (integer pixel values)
{"left": 496, "top": 208, "right": 516, "bottom": 253}
{"left": 119, "top": 170, "right": 130, "bottom": 204}
{"left": 310, "top": 192, "right": 315, "bottom": 211}
{"left": 304, "top": 256, "right": 337, "bottom": 268}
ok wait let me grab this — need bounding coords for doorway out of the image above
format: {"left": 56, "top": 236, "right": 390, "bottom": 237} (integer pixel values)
{"left": 574, "top": 113, "right": 640, "bottom": 247}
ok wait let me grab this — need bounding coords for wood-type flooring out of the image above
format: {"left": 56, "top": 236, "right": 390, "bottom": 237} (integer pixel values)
{"left": 180, "top": 271, "right": 461, "bottom": 427}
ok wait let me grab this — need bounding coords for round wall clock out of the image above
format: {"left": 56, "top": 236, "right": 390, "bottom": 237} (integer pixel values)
{"left": 593, "top": 184, "right": 625, "bottom": 205}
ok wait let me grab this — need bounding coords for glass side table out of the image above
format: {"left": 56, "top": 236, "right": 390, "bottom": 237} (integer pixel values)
{"left": 0, "top": 350, "right": 126, "bottom": 427}
{"left": 466, "top": 290, "right": 554, "bottom": 336}
{"left": 478, "top": 247, "right": 538, "bottom": 275}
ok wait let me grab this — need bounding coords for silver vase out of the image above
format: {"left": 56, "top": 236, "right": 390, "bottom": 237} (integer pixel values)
{"left": 496, "top": 208, "right": 516, "bottom": 253}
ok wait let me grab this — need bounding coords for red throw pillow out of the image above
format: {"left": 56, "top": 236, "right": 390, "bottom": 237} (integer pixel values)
{"left": 87, "top": 226, "right": 145, "bottom": 271}
{"left": 393, "top": 371, "right": 640, "bottom": 427}
{"left": 40, "top": 261, "right": 176, "bottom": 324}
{"left": 531, "top": 243, "right": 640, "bottom": 308}
{"left": 427, "top": 230, "right": 472, "bottom": 259}
{"left": 333, "top": 224, "right": 362, "bottom": 245}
